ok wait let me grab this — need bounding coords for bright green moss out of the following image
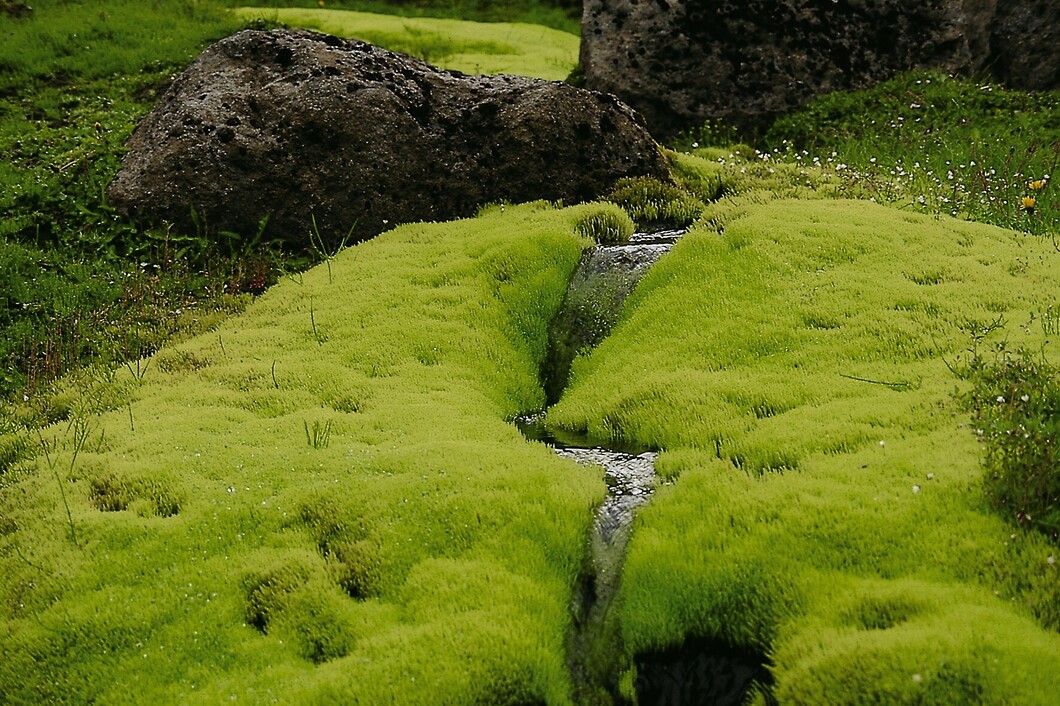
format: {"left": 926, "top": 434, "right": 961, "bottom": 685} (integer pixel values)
{"left": 3, "top": 77, "right": 1059, "bottom": 701}
{"left": 768, "top": 580, "right": 1060, "bottom": 705}
{"left": 573, "top": 203, "right": 635, "bottom": 245}
{"left": 232, "top": 7, "right": 580, "bottom": 80}
{"left": 0, "top": 202, "right": 618, "bottom": 703}
{"left": 546, "top": 197, "right": 1060, "bottom": 702}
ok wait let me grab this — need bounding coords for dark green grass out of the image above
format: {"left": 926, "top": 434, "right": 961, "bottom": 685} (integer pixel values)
{"left": 0, "top": 1, "right": 240, "bottom": 88}
{"left": 966, "top": 351, "right": 1060, "bottom": 540}
{"left": 763, "top": 70, "right": 1060, "bottom": 235}
{"left": 0, "top": 2, "right": 263, "bottom": 402}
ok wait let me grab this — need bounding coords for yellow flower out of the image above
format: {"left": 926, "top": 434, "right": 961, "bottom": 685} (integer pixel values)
{"left": 1028, "top": 179, "right": 1047, "bottom": 191}
{"left": 1022, "top": 196, "right": 1037, "bottom": 212}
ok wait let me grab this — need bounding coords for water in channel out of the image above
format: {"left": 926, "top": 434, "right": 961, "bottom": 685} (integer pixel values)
{"left": 517, "top": 415, "right": 660, "bottom": 705}
{"left": 542, "top": 229, "right": 685, "bottom": 405}
{"left": 526, "top": 229, "right": 681, "bottom": 702}
{"left": 522, "top": 228, "right": 772, "bottom": 705}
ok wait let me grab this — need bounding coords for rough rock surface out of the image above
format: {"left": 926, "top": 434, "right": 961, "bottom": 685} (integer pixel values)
{"left": 108, "top": 29, "right": 670, "bottom": 247}
{"left": 1, "top": 1, "right": 33, "bottom": 19}
{"left": 581, "top": 0, "right": 1060, "bottom": 139}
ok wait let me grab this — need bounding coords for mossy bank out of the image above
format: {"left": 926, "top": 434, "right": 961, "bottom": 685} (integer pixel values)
{"left": 548, "top": 194, "right": 1060, "bottom": 703}
{"left": 5, "top": 181, "right": 1060, "bottom": 702}
{"left": 1, "top": 202, "right": 614, "bottom": 703}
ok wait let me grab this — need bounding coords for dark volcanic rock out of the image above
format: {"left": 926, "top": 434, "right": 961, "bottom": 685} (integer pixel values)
{"left": 581, "top": 0, "right": 1060, "bottom": 139}
{"left": 1, "top": 1, "right": 33, "bottom": 19}
{"left": 107, "top": 28, "right": 669, "bottom": 248}
{"left": 991, "top": 0, "right": 1060, "bottom": 91}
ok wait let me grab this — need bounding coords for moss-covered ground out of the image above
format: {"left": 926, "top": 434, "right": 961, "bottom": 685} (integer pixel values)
{"left": 5, "top": 166, "right": 1060, "bottom": 703}
{"left": 3, "top": 2, "right": 1060, "bottom": 704}
{"left": 234, "top": 6, "right": 579, "bottom": 80}
{"left": 1, "top": 202, "right": 616, "bottom": 703}
{"left": 548, "top": 191, "right": 1060, "bottom": 703}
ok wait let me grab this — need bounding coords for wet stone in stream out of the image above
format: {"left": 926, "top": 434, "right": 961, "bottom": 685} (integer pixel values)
{"left": 554, "top": 447, "right": 657, "bottom": 546}
{"left": 516, "top": 416, "right": 660, "bottom": 555}
{"left": 542, "top": 229, "right": 685, "bottom": 405}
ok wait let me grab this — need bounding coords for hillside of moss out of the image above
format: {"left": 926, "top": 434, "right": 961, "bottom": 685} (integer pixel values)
{"left": 3, "top": 2, "right": 1060, "bottom": 704}
{"left": 1, "top": 202, "right": 617, "bottom": 703}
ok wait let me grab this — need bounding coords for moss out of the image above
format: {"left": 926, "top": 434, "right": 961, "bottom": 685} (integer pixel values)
{"left": 5, "top": 104, "right": 1060, "bottom": 701}
{"left": 770, "top": 582, "right": 1060, "bottom": 705}
{"left": 545, "top": 197, "right": 1060, "bottom": 702}
{"left": 232, "top": 7, "right": 580, "bottom": 81}
{"left": 88, "top": 470, "right": 183, "bottom": 517}
{"left": 604, "top": 176, "right": 706, "bottom": 230}
{"left": 573, "top": 203, "right": 635, "bottom": 245}
{"left": 0, "top": 202, "right": 607, "bottom": 703}
{"left": 0, "top": 432, "right": 31, "bottom": 475}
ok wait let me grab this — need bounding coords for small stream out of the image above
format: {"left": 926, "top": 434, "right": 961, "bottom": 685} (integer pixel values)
{"left": 520, "top": 228, "right": 771, "bottom": 705}
{"left": 542, "top": 229, "right": 685, "bottom": 405}
{"left": 517, "top": 414, "right": 660, "bottom": 704}
{"left": 517, "top": 415, "right": 658, "bottom": 584}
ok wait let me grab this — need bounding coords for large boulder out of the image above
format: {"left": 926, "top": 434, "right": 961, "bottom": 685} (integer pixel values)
{"left": 108, "top": 28, "right": 670, "bottom": 248}
{"left": 581, "top": 0, "right": 1060, "bottom": 139}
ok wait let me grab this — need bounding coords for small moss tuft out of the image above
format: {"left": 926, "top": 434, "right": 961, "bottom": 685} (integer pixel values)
{"left": 574, "top": 204, "right": 635, "bottom": 245}
{"left": 330, "top": 538, "right": 388, "bottom": 600}
{"left": 242, "top": 558, "right": 316, "bottom": 633}
{"left": 604, "top": 176, "right": 706, "bottom": 230}
{"left": 89, "top": 471, "right": 182, "bottom": 517}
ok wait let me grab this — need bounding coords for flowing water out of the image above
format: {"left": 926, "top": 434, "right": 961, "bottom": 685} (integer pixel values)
{"left": 517, "top": 414, "right": 660, "bottom": 704}
{"left": 521, "top": 228, "right": 771, "bottom": 705}
{"left": 542, "top": 229, "right": 685, "bottom": 405}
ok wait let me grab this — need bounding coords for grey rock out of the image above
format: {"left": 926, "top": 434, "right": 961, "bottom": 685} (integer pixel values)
{"left": 107, "top": 28, "right": 669, "bottom": 248}
{"left": 581, "top": 0, "right": 1060, "bottom": 138}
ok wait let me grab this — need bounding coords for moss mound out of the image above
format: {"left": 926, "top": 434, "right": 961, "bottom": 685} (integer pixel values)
{"left": 546, "top": 196, "right": 1060, "bottom": 703}
{"left": 0, "top": 202, "right": 621, "bottom": 703}
{"left": 233, "top": 7, "right": 580, "bottom": 80}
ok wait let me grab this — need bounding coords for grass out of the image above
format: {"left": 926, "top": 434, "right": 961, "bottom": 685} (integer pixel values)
{"left": 0, "top": 1, "right": 240, "bottom": 87}
{"left": 233, "top": 6, "right": 580, "bottom": 80}
{"left": 762, "top": 70, "right": 1060, "bottom": 235}
{"left": 0, "top": 2, "right": 267, "bottom": 404}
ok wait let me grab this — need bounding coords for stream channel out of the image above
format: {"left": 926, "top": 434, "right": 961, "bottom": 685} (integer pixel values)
{"left": 516, "top": 229, "right": 771, "bottom": 705}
